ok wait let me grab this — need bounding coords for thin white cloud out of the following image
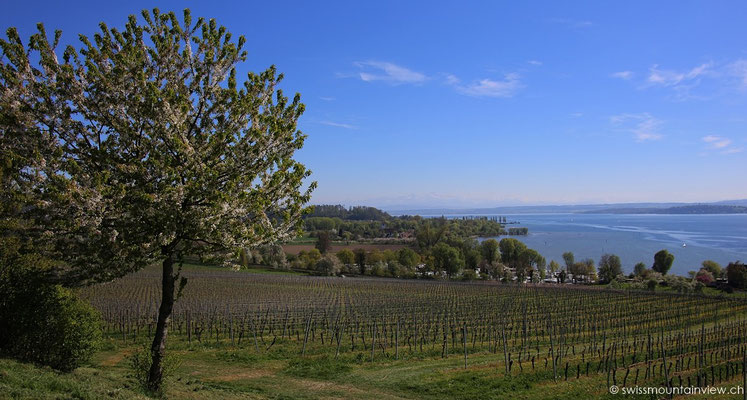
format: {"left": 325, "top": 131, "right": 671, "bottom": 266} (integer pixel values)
{"left": 610, "top": 113, "right": 663, "bottom": 142}
{"left": 528, "top": 60, "right": 543, "bottom": 66}
{"left": 445, "top": 74, "right": 460, "bottom": 86}
{"left": 319, "top": 121, "right": 358, "bottom": 130}
{"left": 448, "top": 73, "right": 522, "bottom": 98}
{"left": 647, "top": 63, "right": 711, "bottom": 87}
{"left": 611, "top": 71, "right": 634, "bottom": 80}
{"left": 728, "top": 59, "right": 747, "bottom": 88}
{"left": 702, "top": 135, "right": 742, "bottom": 154}
{"left": 721, "top": 147, "right": 744, "bottom": 154}
{"left": 605, "top": 60, "right": 747, "bottom": 100}
{"left": 702, "top": 135, "right": 732, "bottom": 149}
{"left": 353, "top": 61, "right": 426, "bottom": 84}
{"left": 319, "top": 96, "right": 335, "bottom": 101}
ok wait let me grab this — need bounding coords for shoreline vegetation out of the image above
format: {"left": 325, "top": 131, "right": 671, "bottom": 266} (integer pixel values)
{"left": 250, "top": 205, "right": 747, "bottom": 299}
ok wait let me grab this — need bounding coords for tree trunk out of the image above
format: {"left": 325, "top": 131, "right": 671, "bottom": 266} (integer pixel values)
{"left": 147, "top": 254, "right": 175, "bottom": 392}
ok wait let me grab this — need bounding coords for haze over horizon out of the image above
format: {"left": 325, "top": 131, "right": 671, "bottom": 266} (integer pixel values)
{"left": 312, "top": 196, "right": 747, "bottom": 211}
{"left": 6, "top": 0, "right": 746, "bottom": 207}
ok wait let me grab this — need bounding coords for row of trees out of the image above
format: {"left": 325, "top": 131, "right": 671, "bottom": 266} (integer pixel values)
{"left": 689, "top": 260, "right": 747, "bottom": 289}
{"left": 305, "top": 214, "right": 509, "bottom": 242}
{"left": 307, "top": 205, "right": 391, "bottom": 221}
{"left": 303, "top": 230, "right": 747, "bottom": 294}
{"left": 292, "top": 237, "right": 548, "bottom": 282}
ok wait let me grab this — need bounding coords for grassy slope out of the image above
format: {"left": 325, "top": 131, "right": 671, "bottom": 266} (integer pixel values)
{"left": 2, "top": 334, "right": 745, "bottom": 400}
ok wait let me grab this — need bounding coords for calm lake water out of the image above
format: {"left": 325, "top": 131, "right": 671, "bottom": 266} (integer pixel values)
{"left": 438, "top": 213, "right": 747, "bottom": 276}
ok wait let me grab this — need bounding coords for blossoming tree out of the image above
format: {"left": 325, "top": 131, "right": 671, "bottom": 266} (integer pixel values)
{"left": 0, "top": 9, "right": 315, "bottom": 391}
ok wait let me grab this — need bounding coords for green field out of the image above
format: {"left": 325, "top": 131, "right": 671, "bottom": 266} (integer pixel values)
{"left": 3, "top": 265, "right": 747, "bottom": 399}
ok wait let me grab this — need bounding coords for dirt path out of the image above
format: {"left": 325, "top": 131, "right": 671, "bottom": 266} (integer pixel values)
{"left": 209, "top": 369, "right": 274, "bottom": 382}
{"left": 100, "top": 349, "right": 133, "bottom": 367}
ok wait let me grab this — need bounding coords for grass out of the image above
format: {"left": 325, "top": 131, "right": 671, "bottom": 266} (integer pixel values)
{"left": 0, "top": 357, "right": 148, "bottom": 399}
{"left": 4, "top": 333, "right": 746, "bottom": 399}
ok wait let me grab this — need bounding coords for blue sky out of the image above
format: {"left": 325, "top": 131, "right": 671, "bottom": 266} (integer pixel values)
{"left": 4, "top": 1, "right": 747, "bottom": 209}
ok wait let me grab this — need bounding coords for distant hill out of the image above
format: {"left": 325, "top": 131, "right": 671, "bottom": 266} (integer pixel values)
{"left": 711, "top": 199, "right": 747, "bottom": 207}
{"left": 581, "top": 204, "right": 747, "bottom": 214}
{"left": 386, "top": 200, "right": 747, "bottom": 216}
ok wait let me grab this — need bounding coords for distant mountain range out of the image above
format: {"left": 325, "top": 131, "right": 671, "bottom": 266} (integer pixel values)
{"left": 579, "top": 204, "right": 747, "bottom": 214}
{"left": 388, "top": 200, "right": 747, "bottom": 216}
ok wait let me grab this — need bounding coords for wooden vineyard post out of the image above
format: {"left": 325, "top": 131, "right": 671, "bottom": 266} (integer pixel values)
{"left": 549, "top": 313, "right": 557, "bottom": 382}
{"left": 371, "top": 321, "right": 377, "bottom": 362}
{"left": 463, "top": 323, "right": 468, "bottom": 369}
{"left": 660, "top": 330, "right": 672, "bottom": 400}
{"left": 337, "top": 322, "right": 344, "bottom": 359}
{"left": 501, "top": 318, "right": 509, "bottom": 376}
{"left": 187, "top": 311, "right": 191, "bottom": 345}
{"left": 251, "top": 316, "right": 259, "bottom": 353}
{"left": 302, "top": 316, "right": 311, "bottom": 356}
{"left": 395, "top": 319, "right": 400, "bottom": 361}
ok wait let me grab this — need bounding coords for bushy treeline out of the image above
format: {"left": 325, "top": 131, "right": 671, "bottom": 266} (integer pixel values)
{"left": 305, "top": 217, "right": 417, "bottom": 240}
{"left": 239, "top": 244, "right": 289, "bottom": 269}
{"left": 305, "top": 215, "right": 507, "bottom": 242}
{"left": 686, "top": 260, "right": 746, "bottom": 290}
{"left": 413, "top": 217, "right": 506, "bottom": 244}
{"left": 289, "top": 247, "right": 421, "bottom": 278}
{"left": 287, "top": 214, "right": 538, "bottom": 281}
{"left": 597, "top": 254, "right": 747, "bottom": 294}
{"left": 291, "top": 234, "right": 545, "bottom": 283}
{"left": 307, "top": 205, "right": 391, "bottom": 221}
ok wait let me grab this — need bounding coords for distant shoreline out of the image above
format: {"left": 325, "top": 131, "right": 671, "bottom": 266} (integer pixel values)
{"left": 387, "top": 199, "right": 747, "bottom": 216}
{"left": 579, "top": 205, "right": 747, "bottom": 215}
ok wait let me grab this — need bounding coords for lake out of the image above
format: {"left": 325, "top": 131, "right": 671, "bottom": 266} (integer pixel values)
{"left": 431, "top": 213, "right": 747, "bottom": 276}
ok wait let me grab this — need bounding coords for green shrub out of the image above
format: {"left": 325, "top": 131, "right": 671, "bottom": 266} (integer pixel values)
{"left": 315, "top": 255, "right": 341, "bottom": 276}
{"left": 0, "top": 264, "right": 101, "bottom": 372}
{"left": 461, "top": 269, "right": 478, "bottom": 281}
{"left": 607, "top": 278, "right": 624, "bottom": 289}
{"left": 129, "top": 345, "right": 182, "bottom": 394}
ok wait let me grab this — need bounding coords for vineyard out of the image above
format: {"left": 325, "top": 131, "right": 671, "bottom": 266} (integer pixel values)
{"left": 78, "top": 265, "right": 747, "bottom": 399}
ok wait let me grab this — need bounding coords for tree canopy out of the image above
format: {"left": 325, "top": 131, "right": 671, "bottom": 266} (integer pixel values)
{"left": 726, "top": 261, "right": 746, "bottom": 289}
{"left": 701, "top": 260, "right": 722, "bottom": 278}
{"left": 598, "top": 253, "right": 622, "bottom": 283}
{"left": 498, "top": 238, "right": 527, "bottom": 268}
{"left": 432, "top": 242, "right": 464, "bottom": 277}
{"left": 480, "top": 239, "right": 500, "bottom": 265}
{"left": 652, "top": 250, "right": 675, "bottom": 275}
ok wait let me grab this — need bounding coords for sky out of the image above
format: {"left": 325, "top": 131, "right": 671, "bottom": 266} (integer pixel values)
{"left": 4, "top": 1, "right": 747, "bottom": 209}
